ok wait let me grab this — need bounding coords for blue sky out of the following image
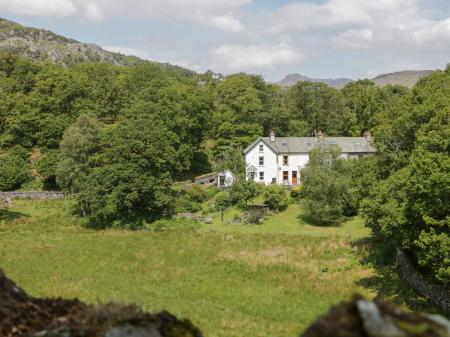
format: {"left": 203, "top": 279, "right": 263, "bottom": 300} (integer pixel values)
{"left": 1, "top": 0, "right": 449, "bottom": 81}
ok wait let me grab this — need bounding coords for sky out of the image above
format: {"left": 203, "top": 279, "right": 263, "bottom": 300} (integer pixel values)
{"left": 1, "top": 0, "right": 449, "bottom": 81}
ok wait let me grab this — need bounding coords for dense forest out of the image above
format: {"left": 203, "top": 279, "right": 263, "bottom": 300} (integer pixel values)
{"left": 0, "top": 51, "right": 448, "bottom": 285}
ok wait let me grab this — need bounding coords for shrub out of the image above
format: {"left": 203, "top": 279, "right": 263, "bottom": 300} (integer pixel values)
{"left": 229, "top": 179, "right": 258, "bottom": 208}
{"left": 246, "top": 214, "right": 262, "bottom": 224}
{"left": 36, "top": 150, "right": 60, "bottom": 190}
{"left": 263, "top": 185, "right": 288, "bottom": 212}
{"left": 290, "top": 185, "right": 302, "bottom": 200}
{"left": 300, "top": 146, "right": 355, "bottom": 226}
{"left": 205, "top": 186, "right": 220, "bottom": 200}
{"left": 0, "top": 147, "right": 29, "bottom": 191}
{"left": 214, "top": 191, "right": 230, "bottom": 212}
{"left": 184, "top": 184, "right": 207, "bottom": 203}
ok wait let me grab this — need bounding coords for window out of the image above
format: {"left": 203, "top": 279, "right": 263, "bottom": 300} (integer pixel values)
{"left": 271, "top": 178, "right": 276, "bottom": 184}
{"left": 259, "top": 171, "right": 264, "bottom": 181}
{"left": 283, "top": 156, "right": 288, "bottom": 165}
{"left": 250, "top": 172, "right": 256, "bottom": 180}
{"left": 259, "top": 156, "right": 264, "bottom": 166}
{"left": 259, "top": 144, "right": 264, "bottom": 152}
{"left": 219, "top": 175, "right": 225, "bottom": 186}
{"left": 283, "top": 171, "right": 289, "bottom": 181}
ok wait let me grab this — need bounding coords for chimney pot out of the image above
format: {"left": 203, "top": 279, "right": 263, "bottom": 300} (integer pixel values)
{"left": 315, "top": 129, "right": 324, "bottom": 139}
{"left": 270, "top": 130, "right": 276, "bottom": 142}
{"left": 364, "top": 131, "right": 372, "bottom": 142}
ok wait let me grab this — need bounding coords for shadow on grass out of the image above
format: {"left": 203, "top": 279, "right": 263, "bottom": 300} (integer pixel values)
{"left": 351, "top": 237, "right": 440, "bottom": 314}
{"left": 0, "top": 209, "right": 30, "bottom": 222}
{"left": 297, "top": 213, "right": 342, "bottom": 227}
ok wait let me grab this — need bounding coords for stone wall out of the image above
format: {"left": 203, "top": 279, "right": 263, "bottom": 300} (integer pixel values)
{"left": 0, "top": 191, "right": 66, "bottom": 200}
{"left": 396, "top": 248, "right": 450, "bottom": 313}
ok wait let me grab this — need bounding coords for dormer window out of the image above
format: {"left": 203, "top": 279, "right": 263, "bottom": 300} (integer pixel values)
{"left": 259, "top": 144, "right": 264, "bottom": 152}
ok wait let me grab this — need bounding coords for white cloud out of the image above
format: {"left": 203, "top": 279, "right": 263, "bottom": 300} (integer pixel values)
{"left": 0, "top": 0, "right": 250, "bottom": 32}
{"left": 211, "top": 15, "right": 244, "bottom": 33}
{"left": 271, "top": 0, "right": 450, "bottom": 53}
{"left": 0, "top": 0, "right": 76, "bottom": 17}
{"left": 102, "top": 46, "right": 153, "bottom": 60}
{"left": 212, "top": 43, "right": 304, "bottom": 72}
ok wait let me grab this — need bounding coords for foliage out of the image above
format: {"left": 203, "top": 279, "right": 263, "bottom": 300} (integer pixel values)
{"left": 213, "top": 148, "right": 246, "bottom": 179}
{"left": 229, "top": 179, "right": 259, "bottom": 208}
{"left": 214, "top": 191, "right": 231, "bottom": 212}
{"left": 300, "top": 146, "right": 355, "bottom": 225}
{"left": 0, "top": 146, "right": 29, "bottom": 191}
{"left": 362, "top": 67, "right": 450, "bottom": 284}
{"left": 36, "top": 149, "right": 60, "bottom": 190}
{"left": 289, "top": 185, "right": 302, "bottom": 200}
{"left": 73, "top": 117, "right": 182, "bottom": 229}
{"left": 263, "top": 184, "right": 288, "bottom": 212}
{"left": 284, "top": 81, "right": 353, "bottom": 136}
{"left": 56, "top": 114, "right": 102, "bottom": 193}
{"left": 174, "top": 185, "right": 207, "bottom": 213}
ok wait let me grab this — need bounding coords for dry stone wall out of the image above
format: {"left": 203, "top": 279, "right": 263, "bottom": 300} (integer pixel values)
{"left": 0, "top": 191, "right": 66, "bottom": 200}
{"left": 396, "top": 248, "right": 450, "bottom": 313}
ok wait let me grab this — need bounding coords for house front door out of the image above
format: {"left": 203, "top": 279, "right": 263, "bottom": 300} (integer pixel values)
{"left": 292, "top": 171, "right": 298, "bottom": 185}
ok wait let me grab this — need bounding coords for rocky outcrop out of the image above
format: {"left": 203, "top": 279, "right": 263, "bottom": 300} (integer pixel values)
{"left": 301, "top": 295, "right": 450, "bottom": 337}
{"left": 0, "top": 269, "right": 202, "bottom": 337}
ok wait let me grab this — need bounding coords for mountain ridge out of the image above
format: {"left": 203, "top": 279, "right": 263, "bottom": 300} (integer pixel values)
{"left": 0, "top": 17, "right": 194, "bottom": 77}
{"left": 277, "top": 70, "right": 435, "bottom": 89}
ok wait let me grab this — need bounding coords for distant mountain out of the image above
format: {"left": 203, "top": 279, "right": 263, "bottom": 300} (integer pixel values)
{"left": 278, "top": 70, "right": 435, "bottom": 89}
{"left": 371, "top": 70, "right": 434, "bottom": 88}
{"left": 277, "top": 73, "right": 353, "bottom": 89}
{"left": 0, "top": 17, "right": 193, "bottom": 77}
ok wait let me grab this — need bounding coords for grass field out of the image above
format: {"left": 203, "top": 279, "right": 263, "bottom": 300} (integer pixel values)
{"left": 0, "top": 200, "right": 431, "bottom": 337}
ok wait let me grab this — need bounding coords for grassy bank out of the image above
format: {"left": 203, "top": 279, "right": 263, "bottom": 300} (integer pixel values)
{"left": 0, "top": 200, "right": 429, "bottom": 337}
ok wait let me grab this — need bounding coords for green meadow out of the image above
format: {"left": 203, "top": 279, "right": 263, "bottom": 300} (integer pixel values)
{"left": 0, "top": 200, "right": 429, "bottom": 337}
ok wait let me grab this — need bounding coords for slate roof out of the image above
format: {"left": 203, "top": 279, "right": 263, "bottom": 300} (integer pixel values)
{"left": 244, "top": 137, "right": 376, "bottom": 154}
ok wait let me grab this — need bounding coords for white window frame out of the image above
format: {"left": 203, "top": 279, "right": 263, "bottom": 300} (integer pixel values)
{"left": 259, "top": 156, "right": 264, "bottom": 166}
{"left": 259, "top": 171, "right": 264, "bottom": 181}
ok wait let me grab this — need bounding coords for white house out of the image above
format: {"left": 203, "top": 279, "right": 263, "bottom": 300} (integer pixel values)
{"left": 243, "top": 131, "right": 376, "bottom": 186}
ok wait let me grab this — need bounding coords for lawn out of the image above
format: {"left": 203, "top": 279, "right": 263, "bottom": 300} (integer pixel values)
{"left": 0, "top": 200, "right": 429, "bottom": 337}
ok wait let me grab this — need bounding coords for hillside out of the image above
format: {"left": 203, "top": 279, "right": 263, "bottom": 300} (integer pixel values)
{"left": 277, "top": 73, "right": 353, "bottom": 88}
{"left": 0, "top": 17, "right": 193, "bottom": 77}
{"left": 278, "top": 69, "right": 435, "bottom": 89}
{"left": 371, "top": 70, "right": 434, "bottom": 88}
{"left": 0, "top": 17, "right": 142, "bottom": 67}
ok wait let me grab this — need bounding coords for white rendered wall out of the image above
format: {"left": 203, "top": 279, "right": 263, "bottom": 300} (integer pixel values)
{"left": 245, "top": 141, "right": 278, "bottom": 185}
{"left": 277, "top": 153, "right": 309, "bottom": 185}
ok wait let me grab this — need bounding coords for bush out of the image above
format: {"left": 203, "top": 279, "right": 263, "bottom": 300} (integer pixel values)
{"left": 229, "top": 179, "right": 258, "bottom": 208}
{"left": 290, "top": 185, "right": 302, "bottom": 200}
{"left": 214, "top": 191, "right": 231, "bottom": 212}
{"left": 205, "top": 186, "right": 220, "bottom": 200}
{"left": 246, "top": 214, "right": 262, "bottom": 224}
{"left": 300, "top": 146, "right": 355, "bottom": 226}
{"left": 36, "top": 150, "right": 60, "bottom": 190}
{"left": 263, "top": 185, "right": 288, "bottom": 212}
{"left": 0, "top": 147, "right": 29, "bottom": 191}
{"left": 184, "top": 184, "right": 207, "bottom": 203}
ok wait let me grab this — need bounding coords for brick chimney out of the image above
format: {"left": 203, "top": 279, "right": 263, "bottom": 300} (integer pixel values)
{"left": 270, "top": 130, "right": 276, "bottom": 142}
{"left": 364, "top": 131, "right": 372, "bottom": 142}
